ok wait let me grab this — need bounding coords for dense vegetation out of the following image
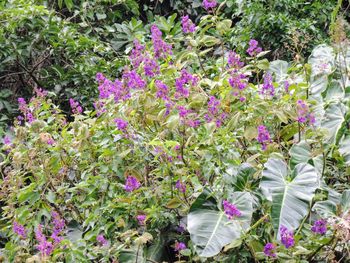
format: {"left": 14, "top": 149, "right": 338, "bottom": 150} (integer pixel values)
{"left": 1, "top": 0, "right": 348, "bottom": 137}
{"left": 1, "top": 0, "right": 350, "bottom": 262}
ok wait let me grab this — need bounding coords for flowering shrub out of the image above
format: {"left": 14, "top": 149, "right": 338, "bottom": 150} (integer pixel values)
{"left": 1, "top": 2, "right": 350, "bottom": 262}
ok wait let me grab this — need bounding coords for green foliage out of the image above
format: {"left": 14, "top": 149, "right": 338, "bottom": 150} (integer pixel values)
{"left": 1, "top": 1, "right": 350, "bottom": 262}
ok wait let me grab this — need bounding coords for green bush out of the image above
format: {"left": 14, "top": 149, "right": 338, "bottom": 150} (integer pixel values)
{"left": 1, "top": 4, "right": 350, "bottom": 261}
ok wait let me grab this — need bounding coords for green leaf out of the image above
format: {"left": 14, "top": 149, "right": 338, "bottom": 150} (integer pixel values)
{"left": 188, "top": 191, "right": 252, "bottom": 257}
{"left": 260, "top": 159, "right": 319, "bottom": 237}
{"left": 256, "top": 59, "right": 270, "bottom": 70}
{"left": 268, "top": 60, "right": 288, "bottom": 83}
{"left": 339, "top": 135, "right": 350, "bottom": 165}
{"left": 321, "top": 103, "right": 346, "bottom": 144}
{"left": 340, "top": 190, "right": 350, "bottom": 214}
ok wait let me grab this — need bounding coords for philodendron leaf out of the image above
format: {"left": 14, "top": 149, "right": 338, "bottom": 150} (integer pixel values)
{"left": 340, "top": 190, "right": 350, "bottom": 214}
{"left": 339, "top": 135, "right": 350, "bottom": 166}
{"left": 289, "top": 141, "right": 323, "bottom": 174}
{"left": 321, "top": 102, "right": 347, "bottom": 144}
{"left": 187, "top": 191, "right": 252, "bottom": 257}
{"left": 260, "top": 159, "right": 319, "bottom": 237}
{"left": 268, "top": 60, "right": 289, "bottom": 83}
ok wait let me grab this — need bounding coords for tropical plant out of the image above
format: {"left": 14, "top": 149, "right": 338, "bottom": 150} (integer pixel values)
{"left": 1, "top": 1, "right": 350, "bottom": 262}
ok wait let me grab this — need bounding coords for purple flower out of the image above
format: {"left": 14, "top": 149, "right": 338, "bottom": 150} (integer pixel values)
{"left": 122, "top": 70, "right": 146, "bottom": 90}
{"left": 204, "top": 96, "right": 226, "bottom": 127}
{"left": 3, "top": 136, "right": 11, "bottom": 145}
{"left": 97, "top": 234, "right": 108, "bottom": 246}
{"left": 34, "top": 88, "right": 48, "bottom": 97}
{"left": 35, "top": 225, "right": 54, "bottom": 256}
{"left": 50, "top": 211, "right": 65, "bottom": 244}
{"left": 181, "top": 15, "right": 196, "bottom": 33}
{"left": 151, "top": 25, "right": 172, "bottom": 59}
{"left": 177, "top": 105, "right": 190, "bottom": 118}
{"left": 284, "top": 80, "right": 290, "bottom": 93}
{"left": 144, "top": 56, "right": 160, "bottom": 77}
{"left": 124, "top": 176, "right": 141, "bottom": 192}
{"left": 263, "top": 243, "right": 277, "bottom": 258}
{"left": 228, "top": 51, "right": 244, "bottom": 69}
{"left": 223, "top": 200, "right": 241, "bottom": 220}
{"left": 280, "top": 226, "right": 295, "bottom": 248}
{"left": 247, "top": 39, "right": 262, "bottom": 56}
{"left": 202, "top": 0, "right": 217, "bottom": 10}
{"left": 174, "top": 241, "right": 187, "bottom": 252}
{"left": 260, "top": 73, "right": 275, "bottom": 96}
{"left": 69, "top": 98, "right": 83, "bottom": 114}
{"left": 136, "top": 214, "right": 146, "bottom": 226}
{"left": 13, "top": 221, "right": 27, "bottom": 239}
{"left": 47, "top": 138, "right": 55, "bottom": 145}
{"left": 175, "top": 180, "right": 186, "bottom": 193}
{"left": 18, "top": 98, "right": 27, "bottom": 113}
{"left": 257, "top": 125, "right": 271, "bottom": 150}
{"left": 115, "top": 118, "right": 128, "bottom": 132}
{"left": 155, "top": 80, "right": 169, "bottom": 100}
{"left": 311, "top": 219, "right": 327, "bottom": 235}
{"left": 130, "top": 40, "right": 145, "bottom": 68}
{"left": 175, "top": 69, "right": 198, "bottom": 98}
{"left": 229, "top": 73, "right": 248, "bottom": 92}
{"left": 297, "top": 100, "right": 315, "bottom": 125}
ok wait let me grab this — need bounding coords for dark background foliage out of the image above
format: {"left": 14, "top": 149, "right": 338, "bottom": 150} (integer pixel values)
{"left": 0, "top": 0, "right": 349, "bottom": 137}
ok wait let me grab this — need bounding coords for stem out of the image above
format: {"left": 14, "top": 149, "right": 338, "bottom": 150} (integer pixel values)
{"left": 196, "top": 52, "right": 208, "bottom": 77}
{"left": 307, "top": 234, "right": 336, "bottom": 261}
{"left": 298, "top": 122, "right": 301, "bottom": 143}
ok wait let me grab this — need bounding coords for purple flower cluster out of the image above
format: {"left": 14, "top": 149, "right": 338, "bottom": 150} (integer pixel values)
{"left": 151, "top": 25, "right": 172, "bottom": 59}
{"left": 229, "top": 73, "right": 248, "bottom": 101}
{"left": 13, "top": 221, "right": 27, "bottom": 239}
{"left": 247, "top": 39, "right": 262, "bottom": 57}
{"left": 202, "top": 0, "right": 217, "bottom": 10}
{"left": 96, "top": 73, "right": 131, "bottom": 103}
{"left": 260, "top": 73, "right": 275, "bottom": 96}
{"left": 124, "top": 176, "right": 141, "bottom": 192}
{"left": 35, "top": 225, "right": 54, "bottom": 257}
{"left": 18, "top": 97, "right": 35, "bottom": 123}
{"left": 130, "top": 40, "right": 145, "bottom": 68}
{"left": 177, "top": 105, "right": 201, "bottom": 128}
{"left": 228, "top": 51, "right": 244, "bottom": 69}
{"left": 263, "top": 243, "right": 277, "bottom": 258}
{"left": 311, "top": 219, "right": 327, "bottom": 235}
{"left": 284, "top": 80, "right": 290, "bottom": 93}
{"left": 155, "top": 80, "right": 169, "bottom": 100}
{"left": 175, "top": 69, "right": 198, "bottom": 99}
{"left": 223, "top": 200, "right": 241, "bottom": 220}
{"left": 97, "top": 234, "right": 108, "bottom": 246}
{"left": 181, "top": 15, "right": 196, "bottom": 33}
{"left": 175, "top": 180, "right": 186, "bottom": 193}
{"left": 174, "top": 241, "right": 187, "bottom": 251}
{"left": 204, "top": 96, "right": 227, "bottom": 127}
{"left": 3, "top": 136, "right": 11, "bottom": 146}
{"left": 136, "top": 214, "right": 146, "bottom": 225}
{"left": 296, "top": 100, "right": 315, "bottom": 125}
{"left": 144, "top": 56, "right": 160, "bottom": 77}
{"left": 50, "top": 211, "right": 65, "bottom": 244}
{"left": 280, "top": 226, "right": 295, "bottom": 248}
{"left": 34, "top": 87, "right": 48, "bottom": 98}
{"left": 122, "top": 70, "right": 146, "bottom": 90}
{"left": 257, "top": 125, "right": 271, "bottom": 150}
{"left": 69, "top": 98, "right": 83, "bottom": 114}
{"left": 115, "top": 118, "right": 128, "bottom": 132}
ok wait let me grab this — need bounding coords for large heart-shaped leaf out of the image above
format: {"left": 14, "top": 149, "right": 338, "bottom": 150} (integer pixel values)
{"left": 321, "top": 102, "right": 347, "bottom": 144}
{"left": 339, "top": 135, "right": 350, "bottom": 165}
{"left": 268, "top": 60, "right": 289, "bottom": 83}
{"left": 289, "top": 141, "right": 323, "bottom": 174}
{"left": 260, "top": 159, "right": 319, "bottom": 237}
{"left": 187, "top": 191, "right": 252, "bottom": 257}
